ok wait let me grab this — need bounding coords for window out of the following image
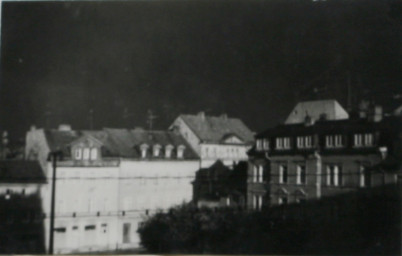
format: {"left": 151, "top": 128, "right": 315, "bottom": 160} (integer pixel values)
{"left": 123, "top": 223, "right": 131, "bottom": 243}
{"left": 263, "top": 139, "right": 269, "bottom": 150}
{"left": 278, "top": 196, "right": 288, "bottom": 205}
{"left": 140, "top": 144, "right": 149, "bottom": 158}
{"left": 326, "top": 135, "right": 343, "bottom": 148}
{"left": 326, "top": 165, "right": 342, "bottom": 186}
{"left": 153, "top": 145, "right": 161, "bottom": 157}
{"left": 354, "top": 133, "right": 374, "bottom": 147}
{"left": 354, "top": 134, "right": 363, "bottom": 147}
{"left": 334, "top": 135, "right": 343, "bottom": 147}
{"left": 297, "top": 165, "right": 306, "bottom": 185}
{"left": 75, "top": 148, "right": 82, "bottom": 160}
{"left": 297, "top": 136, "right": 313, "bottom": 149}
{"left": 279, "top": 165, "right": 288, "bottom": 184}
{"left": 360, "top": 166, "right": 371, "bottom": 187}
{"left": 256, "top": 139, "right": 263, "bottom": 151}
{"left": 276, "top": 137, "right": 291, "bottom": 150}
{"left": 83, "top": 148, "right": 90, "bottom": 160}
{"left": 177, "top": 145, "right": 185, "bottom": 158}
{"left": 90, "top": 148, "right": 97, "bottom": 160}
{"left": 165, "top": 145, "right": 173, "bottom": 158}
{"left": 253, "top": 195, "right": 263, "bottom": 210}
{"left": 84, "top": 225, "right": 96, "bottom": 231}
{"left": 253, "top": 165, "right": 264, "bottom": 183}
{"left": 54, "top": 227, "right": 66, "bottom": 233}
{"left": 364, "top": 133, "right": 373, "bottom": 146}
{"left": 296, "top": 198, "right": 307, "bottom": 204}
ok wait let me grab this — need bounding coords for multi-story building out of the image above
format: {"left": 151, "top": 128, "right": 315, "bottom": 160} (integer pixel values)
{"left": 25, "top": 125, "right": 199, "bottom": 253}
{"left": 247, "top": 100, "right": 401, "bottom": 210}
{"left": 170, "top": 112, "right": 254, "bottom": 168}
{"left": 0, "top": 160, "right": 46, "bottom": 253}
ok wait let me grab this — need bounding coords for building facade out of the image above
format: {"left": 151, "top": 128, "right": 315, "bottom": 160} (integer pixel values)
{"left": 247, "top": 100, "right": 401, "bottom": 210}
{"left": 25, "top": 125, "right": 199, "bottom": 253}
{"left": 170, "top": 112, "right": 254, "bottom": 168}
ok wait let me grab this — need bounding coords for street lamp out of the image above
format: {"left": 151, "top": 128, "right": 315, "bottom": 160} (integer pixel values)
{"left": 47, "top": 150, "right": 63, "bottom": 255}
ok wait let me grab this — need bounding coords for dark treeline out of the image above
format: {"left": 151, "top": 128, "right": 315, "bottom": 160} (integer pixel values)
{"left": 1, "top": 0, "right": 401, "bottom": 139}
{"left": 138, "top": 184, "right": 401, "bottom": 255}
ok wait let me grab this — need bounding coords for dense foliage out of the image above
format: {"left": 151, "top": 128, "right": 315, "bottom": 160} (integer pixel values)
{"left": 138, "top": 186, "right": 400, "bottom": 255}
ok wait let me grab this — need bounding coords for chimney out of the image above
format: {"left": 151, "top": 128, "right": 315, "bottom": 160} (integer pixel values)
{"left": 221, "top": 114, "right": 228, "bottom": 120}
{"left": 304, "top": 112, "right": 315, "bottom": 126}
{"left": 30, "top": 125, "right": 36, "bottom": 132}
{"left": 58, "top": 124, "right": 72, "bottom": 131}
{"left": 198, "top": 111, "right": 205, "bottom": 121}
{"left": 373, "top": 105, "right": 383, "bottom": 122}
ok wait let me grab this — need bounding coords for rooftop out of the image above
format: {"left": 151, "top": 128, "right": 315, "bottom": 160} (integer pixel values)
{"left": 0, "top": 160, "right": 46, "bottom": 184}
{"left": 177, "top": 113, "right": 254, "bottom": 144}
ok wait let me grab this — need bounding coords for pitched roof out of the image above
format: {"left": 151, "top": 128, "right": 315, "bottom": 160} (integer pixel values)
{"left": 0, "top": 160, "right": 46, "bottom": 183}
{"left": 178, "top": 114, "right": 254, "bottom": 144}
{"left": 43, "top": 128, "right": 199, "bottom": 160}
{"left": 285, "top": 99, "right": 349, "bottom": 124}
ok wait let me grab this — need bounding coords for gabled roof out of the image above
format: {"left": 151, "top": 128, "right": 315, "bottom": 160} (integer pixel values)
{"left": 42, "top": 128, "right": 199, "bottom": 160}
{"left": 0, "top": 160, "right": 46, "bottom": 184}
{"left": 285, "top": 99, "right": 349, "bottom": 124}
{"left": 177, "top": 114, "right": 254, "bottom": 144}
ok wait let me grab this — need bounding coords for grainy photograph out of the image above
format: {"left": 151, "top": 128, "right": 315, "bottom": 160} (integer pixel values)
{"left": 0, "top": 0, "right": 401, "bottom": 254}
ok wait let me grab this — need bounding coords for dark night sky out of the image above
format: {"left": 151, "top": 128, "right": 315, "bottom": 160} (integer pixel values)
{"left": 1, "top": 0, "right": 401, "bottom": 141}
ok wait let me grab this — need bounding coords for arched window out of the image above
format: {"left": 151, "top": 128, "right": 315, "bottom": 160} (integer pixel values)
{"left": 165, "top": 145, "right": 174, "bottom": 158}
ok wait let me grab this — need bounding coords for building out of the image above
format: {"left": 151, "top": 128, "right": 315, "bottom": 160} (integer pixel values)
{"left": 170, "top": 112, "right": 254, "bottom": 168}
{"left": 25, "top": 125, "right": 199, "bottom": 253}
{"left": 0, "top": 160, "right": 46, "bottom": 253}
{"left": 193, "top": 160, "right": 248, "bottom": 209}
{"left": 247, "top": 100, "right": 401, "bottom": 210}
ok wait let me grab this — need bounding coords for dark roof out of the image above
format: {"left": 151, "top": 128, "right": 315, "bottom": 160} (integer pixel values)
{"left": 0, "top": 160, "right": 46, "bottom": 184}
{"left": 179, "top": 114, "right": 254, "bottom": 144}
{"left": 44, "top": 128, "right": 199, "bottom": 159}
{"left": 257, "top": 116, "right": 402, "bottom": 138}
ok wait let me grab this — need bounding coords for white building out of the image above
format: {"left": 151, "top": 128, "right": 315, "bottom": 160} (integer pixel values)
{"left": 170, "top": 112, "right": 254, "bottom": 168}
{"left": 25, "top": 125, "right": 199, "bottom": 253}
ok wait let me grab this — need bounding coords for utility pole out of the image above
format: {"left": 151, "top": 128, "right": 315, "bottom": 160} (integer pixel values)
{"left": 48, "top": 150, "right": 63, "bottom": 255}
{"left": 347, "top": 72, "right": 352, "bottom": 112}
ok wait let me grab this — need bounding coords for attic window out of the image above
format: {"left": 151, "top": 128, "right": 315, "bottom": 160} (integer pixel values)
{"left": 153, "top": 144, "right": 161, "bottom": 157}
{"left": 83, "top": 148, "right": 90, "bottom": 160}
{"left": 165, "top": 145, "right": 174, "bottom": 158}
{"left": 140, "top": 144, "right": 149, "bottom": 158}
{"left": 75, "top": 148, "right": 82, "bottom": 160}
{"left": 90, "top": 148, "right": 98, "bottom": 160}
{"left": 177, "top": 145, "right": 186, "bottom": 159}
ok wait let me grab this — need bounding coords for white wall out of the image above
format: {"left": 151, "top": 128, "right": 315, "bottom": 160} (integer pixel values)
{"left": 41, "top": 163, "right": 120, "bottom": 253}
{"left": 117, "top": 159, "right": 199, "bottom": 248}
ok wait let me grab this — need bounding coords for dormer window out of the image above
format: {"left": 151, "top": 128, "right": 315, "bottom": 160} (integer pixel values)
{"left": 153, "top": 144, "right": 161, "bottom": 157}
{"left": 140, "top": 144, "right": 149, "bottom": 158}
{"left": 165, "top": 145, "right": 174, "bottom": 158}
{"left": 90, "top": 148, "right": 98, "bottom": 160}
{"left": 83, "top": 148, "right": 90, "bottom": 160}
{"left": 75, "top": 148, "right": 82, "bottom": 160}
{"left": 177, "top": 145, "right": 186, "bottom": 159}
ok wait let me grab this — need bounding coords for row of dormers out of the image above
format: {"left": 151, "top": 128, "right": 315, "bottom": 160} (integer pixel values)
{"left": 73, "top": 144, "right": 186, "bottom": 160}
{"left": 255, "top": 133, "right": 376, "bottom": 151}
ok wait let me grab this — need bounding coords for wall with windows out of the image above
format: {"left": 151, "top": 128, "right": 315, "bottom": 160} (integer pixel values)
{"left": 41, "top": 164, "right": 120, "bottom": 254}
{"left": 200, "top": 144, "right": 249, "bottom": 168}
{"left": 265, "top": 153, "right": 397, "bottom": 207}
{"left": 117, "top": 159, "right": 199, "bottom": 248}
